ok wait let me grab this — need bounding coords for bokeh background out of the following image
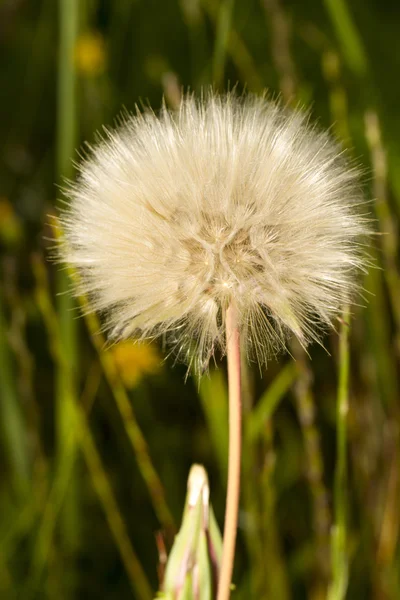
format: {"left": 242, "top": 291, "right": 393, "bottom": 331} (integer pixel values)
{"left": 1, "top": 0, "right": 400, "bottom": 598}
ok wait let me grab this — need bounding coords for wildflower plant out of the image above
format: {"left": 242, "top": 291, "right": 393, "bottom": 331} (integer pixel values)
{"left": 158, "top": 464, "right": 223, "bottom": 600}
{"left": 59, "top": 91, "right": 368, "bottom": 599}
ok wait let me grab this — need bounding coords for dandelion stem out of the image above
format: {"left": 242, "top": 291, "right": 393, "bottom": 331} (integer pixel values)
{"left": 218, "top": 302, "right": 242, "bottom": 600}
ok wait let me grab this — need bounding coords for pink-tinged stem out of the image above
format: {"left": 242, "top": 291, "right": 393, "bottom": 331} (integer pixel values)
{"left": 217, "top": 303, "right": 242, "bottom": 600}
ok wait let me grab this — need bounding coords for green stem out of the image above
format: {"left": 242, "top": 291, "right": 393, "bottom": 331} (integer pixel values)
{"left": 32, "top": 255, "right": 152, "bottom": 600}
{"left": 324, "top": 0, "right": 368, "bottom": 78}
{"left": 329, "top": 306, "right": 350, "bottom": 600}
{"left": 0, "top": 291, "right": 30, "bottom": 499}
{"left": 77, "top": 288, "right": 176, "bottom": 538}
{"left": 212, "top": 0, "right": 235, "bottom": 87}
{"left": 57, "top": 0, "right": 79, "bottom": 562}
{"left": 292, "top": 349, "right": 331, "bottom": 589}
{"left": 75, "top": 402, "right": 153, "bottom": 600}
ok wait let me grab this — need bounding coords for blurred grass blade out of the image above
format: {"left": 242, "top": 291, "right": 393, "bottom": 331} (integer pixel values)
{"left": 202, "top": 0, "right": 263, "bottom": 91}
{"left": 76, "top": 400, "right": 153, "bottom": 600}
{"left": 212, "top": 0, "right": 235, "bottom": 87}
{"left": 56, "top": 0, "right": 80, "bottom": 560}
{"left": 324, "top": 0, "right": 368, "bottom": 77}
{"left": 0, "top": 556, "right": 13, "bottom": 599}
{"left": 241, "top": 364, "right": 295, "bottom": 597}
{"left": 179, "top": 0, "right": 209, "bottom": 85}
{"left": 53, "top": 251, "right": 177, "bottom": 537}
{"left": 247, "top": 362, "right": 297, "bottom": 442}
{"left": 322, "top": 50, "right": 350, "bottom": 142}
{"left": 364, "top": 111, "right": 400, "bottom": 342}
{"left": 81, "top": 306, "right": 176, "bottom": 537}
{"left": 262, "top": 0, "right": 297, "bottom": 103}
{"left": 32, "top": 254, "right": 153, "bottom": 600}
{"left": 292, "top": 346, "right": 331, "bottom": 591}
{"left": 0, "top": 291, "right": 30, "bottom": 499}
{"left": 198, "top": 369, "right": 229, "bottom": 477}
{"left": 328, "top": 307, "right": 350, "bottom": 600}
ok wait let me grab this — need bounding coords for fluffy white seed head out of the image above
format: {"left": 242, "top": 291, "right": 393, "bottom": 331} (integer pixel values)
{"left": 59, "top": 92, "right": 368, "bottom": 372}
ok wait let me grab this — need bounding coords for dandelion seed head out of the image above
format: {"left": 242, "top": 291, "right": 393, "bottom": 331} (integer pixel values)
{"left": 60, "top": 91, "right": 369, "bottom": 372}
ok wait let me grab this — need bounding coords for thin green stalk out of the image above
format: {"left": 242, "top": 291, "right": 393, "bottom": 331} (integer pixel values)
{"left": 264, "top": 11, "right": 331, "bottom": 590}
{"left": 0, "top": 503, "right": 37, "bottom": 563}
{"left": 75, "top": 281, "right": 176, "bottom": 538}
{"left": 322, "top": 52, "right": 352, "bottom": 600}
{"left": 212, "top": 0, "right": 235, "bottom": 87}
{"left": 0, "top": 556, "right": 13, "bottom": 599}
{"left": 324, "top": 2, "right": 400, "bottom": 362}
{"left": 11, "top": 0, "right": 53, "bottom": 139}
{"left": 324, "top": 0, "right": 368, "bottom": 78}
{"left": 322, "top": 49, "right": 398, "bottom": 409}
{"left": 203, "top": 0, "right": 263, "bottom": 91}
{"left": 292, "top": 355, "right": 331, "bottom": 591}
{"left": 32, "top": 256, "right": 152, "bottom": 600}
{"left": 75, "top": 402, "right": 153, "bottom": 600}
{"left": 56, "top": 0, "right": 80, "bottom": 559}
{"left": 259, "top": 420, "right": 291, "bottom": 600}
{"left": 0, "top": 290, "right": 30, "bottom": 499}
{"left": 328, "top": 306, "right": 350, "bottom": 600}
{"left": 198, "top": 368, "right": 229, "bottom": 478}
{"left": 179, "top": 0, "right": 209, "bottom": 85}
{"left": 52, "top": 225, "right": 175, "bottom": 536}
{"left": 322, "top": 50, "right": 350, "bottom": 142}
{"left": 323, "top": 45, "right": 399, "bottom": 597}
{"left": 264, "top": 5, "right": 329, "bottom": 591}
{"left": 29, "top": 256, "right": 84, "bottom": 591}
{"left": 364, "top": 111, "right": 400, "bottom": 351}
{"left": 262, "top": 0, "right": 297, "bottom": 103}
{"left": 241, "top": 365, "right": 294, "bottom": 597}
{"left": 247, "top": 362, "right": 297, "bottom": 442}
{"left": 27, "top": 446, "right": 80, "bottom": 594}
{"left": 6, "top": 266, "right": 46, "bottom": 492}
{"left": 241, "top": 428, "right": 265, "bottom": 597}
{"left": 57, "top": 0, "right": 78, "bottom": 178}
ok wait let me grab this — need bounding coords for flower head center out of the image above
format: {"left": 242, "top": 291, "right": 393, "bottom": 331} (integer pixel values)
{"left": 178, "top": 214, "right": 265, "bottom": 301}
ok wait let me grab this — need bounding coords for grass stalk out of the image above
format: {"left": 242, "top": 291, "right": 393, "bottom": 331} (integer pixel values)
{"left": 364, "top": 111, "right": 400, "bottom": 350}
{"left": 32, "top": 255, "right": 152, "bottom": 599}
{"left": 179, "top": 0, "right": 208, "bottom": 85}
{"left": 328, "top": 306, "right": 350, "bottom": 600}
{"left": 259, "top": 420, "right": 291, "bottom": 600}
{"left": 323, "top": 0, "right": 368, "bottom": 78}
{"left": 241, "top": 365, "right": 294, "bottom": 596}
{"left": 75, "top": 401, "right": 153, "bottom": 600}
{"left": 262, "top": 0, "right": 297, "bottom": 103}
{"left": 203, "top": 0, "right": 263, "bottom": 91}
{"left": 292, "top": 353, "right": 331, "bottom": 590}
{"left": 198, "top": 368, "right": 229, "bottom": 479}
{"left": 217, "top": 303, "right": 242, "bottom": 600}
{"left": 212, "top": 0, "right": 235, "bottom": 87}
{"left": 74, "top": 281, "right": 176, "bottom": 538}
{"left": 240, "top": 430, "right": 264, "bottom": 596}
{"left": 0, "top": 291, "right": 30, "bottom": 499}
{"left": 56, "top": 0, "right": 80, "bottom": 559}
{"left": 266, "top": 8, "right": 331, "bottom": 589}
{"left": 247, "top": 362, "right": 297, "bottom": 442}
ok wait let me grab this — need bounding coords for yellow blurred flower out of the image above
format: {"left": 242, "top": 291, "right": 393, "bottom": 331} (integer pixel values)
{"left": 75, "top": 32, "right": 106, "bottom": 76}
{"left": 0, "top": 197, "right": 23, "bottom": 246}
{"left": 110, "top": 341, "right": 162, "bottom": 389}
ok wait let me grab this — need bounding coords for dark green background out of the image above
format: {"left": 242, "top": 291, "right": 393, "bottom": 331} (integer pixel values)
{"left": 1, "top": 1, "right": 400, "bottom": 598}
